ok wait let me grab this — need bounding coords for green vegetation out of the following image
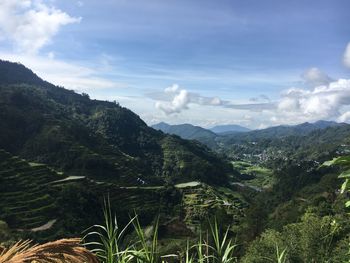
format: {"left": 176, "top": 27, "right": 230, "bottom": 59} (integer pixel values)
{"left": 152, "top": 122, "right": 217, "bottom": 145}
{"left": 85, "top": 201, "right": 240, "bottom": 263}
{"left": 0, "top": 61, "right": 230, "bottom": 186}
{"left": 231, "top": 161, "right": 274, "bottom": 189}
{"left": 0, "top": 149, "right": 64, "bottom": 230}
{"left": 1, "top": 60, "right": 350, "bottom": 262}
{"left": 242, "top": 212, "right": 347, "bottom": 262}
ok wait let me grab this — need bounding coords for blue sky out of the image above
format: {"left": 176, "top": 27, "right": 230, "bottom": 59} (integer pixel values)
{"left": 1, "top": 0, "right": 350, "bottom": 128}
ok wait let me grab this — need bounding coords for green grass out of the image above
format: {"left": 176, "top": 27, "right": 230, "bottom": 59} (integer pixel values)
{"left": 85, "top": 201, "right": 241, "bottom": 263}
{"left": 231, "top": 161, "right": 275, "bottom": 189}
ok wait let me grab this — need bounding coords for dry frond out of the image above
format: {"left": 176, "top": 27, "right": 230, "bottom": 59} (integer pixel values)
{"left": 0, "top": 238, "right": 98, "bottom": 263}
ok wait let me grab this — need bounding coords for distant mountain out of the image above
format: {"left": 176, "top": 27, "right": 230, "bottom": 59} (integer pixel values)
{"left": 216, "top": 120, "right": 350, "bottom": 163}
{"left": 152, "top": 120, "right": 346, "bottom": 151}
{"left": 311, "top": 120, "right": 345, "bottom": 129}
{"left": 210, "top": 124, "right": 250, "bottom": 134}
{"left": 152, "top": 122, "right": 217, "bottom": 143}
{"left": 229, "top": 120, "right": 346, "bottom": 141}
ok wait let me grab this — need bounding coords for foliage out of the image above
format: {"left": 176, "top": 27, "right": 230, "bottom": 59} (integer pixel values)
{"left": 85, "top": 201, "right": 239, "bottom": 263}
{"left": 130, "top": 216, "right": 160, "bottom": 263}
{"left": 208, "top": 219, "right": 237, "bottom": 263}
{"left": 242, "top": 212, "right": 347, "bottom": 263}
{"left": 84, "top": 199, "right": 135, "bottom": 263}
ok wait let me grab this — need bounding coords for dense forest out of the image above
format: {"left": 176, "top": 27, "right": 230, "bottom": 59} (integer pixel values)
{"left": 0, "top": 60, "right": 349, "bottom": 262}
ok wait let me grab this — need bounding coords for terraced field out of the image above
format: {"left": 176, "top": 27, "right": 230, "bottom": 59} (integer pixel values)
{"left": 0, "top": 149, "right": 66, "bottom": 230}
{"left": 231, "top": 161, "right": 275, "bottom": 189}
{"left": 0, "top": 146, "right": 249, "bottom": 240}
{"left": 180, "top": 183, "right": 248, "bottom": 232}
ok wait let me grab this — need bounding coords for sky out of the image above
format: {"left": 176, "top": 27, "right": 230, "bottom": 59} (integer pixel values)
{"left": 0, "top": 0, "right": 350, "bottom": 129}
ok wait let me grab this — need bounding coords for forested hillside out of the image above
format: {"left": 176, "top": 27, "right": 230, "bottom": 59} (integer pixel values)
{"left": 0, "top": 60, "right": 230, "bottom": 186}
{"left": 0, "top": 60, "right": 236, "bottom": 245}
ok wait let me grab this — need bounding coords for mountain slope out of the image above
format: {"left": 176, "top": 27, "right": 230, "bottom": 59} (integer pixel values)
{"left": 152, "top": 122, "right": 217, "bottom": 140}
{"left": 223, "top": 121, "right": 346, "bottom": 142}
{"left": 218, "top": 122, "right": 350, "bottom": 164}
{"left": 0, "top": 60, "right": 230, "bottom": 185}
{"left": 210, "top": 124, "right": 250, "bottom": 134}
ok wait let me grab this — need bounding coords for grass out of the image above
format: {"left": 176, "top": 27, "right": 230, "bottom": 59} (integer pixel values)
{"left": 84, "top": 199, "right": 241, "bottom": 263}
{"left": 231, "top": 161, "right": 275, "bottom": 189}
{"left": 84, "top": 198, "right": 136, "bottom": 263}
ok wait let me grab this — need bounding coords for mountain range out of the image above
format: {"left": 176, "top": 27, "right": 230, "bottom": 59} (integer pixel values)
{"left": 152, "top": 120, "right": 346, "bottom": 149}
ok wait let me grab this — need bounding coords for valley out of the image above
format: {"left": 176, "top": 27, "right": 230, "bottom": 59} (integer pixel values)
{"left": 0, "top": 60, "right": 349, "bottom": 262}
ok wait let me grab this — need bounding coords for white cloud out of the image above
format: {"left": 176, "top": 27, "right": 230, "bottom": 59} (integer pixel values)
{"left": 152, "top": 77, "right": 350, "bottom": 127}
{"left": 0, "top": 1, "right": 108, "bottom": 92}
{"left": 344, "top": 42, "right": 350, "bottom": 68}
{"left": 47, "top": 51, "right": 55, "bottom": 59}
{"left": 153, "top": 84, "right": 273, "bottom": 115}
{"left": 301, "top": 67, "right": 332, "bottom": 86}
{"left": 275, "top": 78, "right": 350, "bottom": 123}
{"left": 154, "top": 84, "right": 228, "bottom": 115}
{"left": 338, "top": 111, "right": 350, "bottom": 123}
{"left": 164, "top": 84, "right": 180, "bottom": 93}
{"left": 0, "top": 0, "right": 81, "bottom": 54}
{"left": 155, "top": 86, "right": 190, "bottom": 114}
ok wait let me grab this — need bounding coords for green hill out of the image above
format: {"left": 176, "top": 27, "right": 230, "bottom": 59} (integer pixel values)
{"left": 0, "top": 60, "right": 239, "bottom": 243}
{"left": 0, "top": 60, "right": 230, "bottom": 186}
{"left": 152, "top": 122, "right": 218, "bottom": 146}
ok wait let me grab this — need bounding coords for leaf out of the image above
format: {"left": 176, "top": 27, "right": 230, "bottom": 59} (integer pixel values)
{"left": 340, "top": 179, "right": 349, "bottom": 194}
{"left": 338, "top": 170, "right": 350, "bottom": 179}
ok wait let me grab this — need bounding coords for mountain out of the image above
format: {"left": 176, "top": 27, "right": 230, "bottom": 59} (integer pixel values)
{"left": 0, "top": 59, "right": 238, "bottom": 242}
{"left": 0, "top": 60, "right": 230, "bottom": 186}
{"left": 210, "top": 124, "right": 250, "bottom": 134}
{"left": 152, "top": 120, "right": 347, "bottom": 152}
{"left": 221, "top": 120, "right": 346, "bottom": 142}
{"left": 152, "top": 122, "right": 217, "bottom": 146}
{"left": 217, "top": 121, "right": 350, "bottom": 164}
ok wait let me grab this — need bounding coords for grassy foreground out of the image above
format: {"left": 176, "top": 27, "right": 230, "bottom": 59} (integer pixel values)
{"left": 0, "top": 202, "right": 282, "bottom": 263}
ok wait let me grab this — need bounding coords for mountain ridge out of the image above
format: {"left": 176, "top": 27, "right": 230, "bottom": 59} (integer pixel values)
{"left": 210, "top": 124, "right": 251, "bottom": 134}
{"left": 0, "top": 59, "right": 230, "bottom": 186}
